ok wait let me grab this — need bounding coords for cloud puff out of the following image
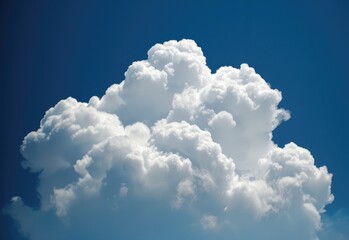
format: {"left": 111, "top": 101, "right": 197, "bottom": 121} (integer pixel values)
{"left": 5, "top": 39, "right": 333, "bottom": 240}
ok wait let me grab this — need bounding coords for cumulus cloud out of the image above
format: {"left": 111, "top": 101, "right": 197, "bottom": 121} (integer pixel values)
{"left": 5, "top": 39, "right": 334, "bottom": 239}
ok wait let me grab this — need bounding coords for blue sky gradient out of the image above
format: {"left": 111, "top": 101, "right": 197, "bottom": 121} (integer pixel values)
{"left": 1, "top": 0, "right": 349, "bottom": 239}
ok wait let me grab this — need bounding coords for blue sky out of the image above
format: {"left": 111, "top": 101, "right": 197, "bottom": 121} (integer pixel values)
{"left": 1, "top": 0, "right": 348, "bottom": 239}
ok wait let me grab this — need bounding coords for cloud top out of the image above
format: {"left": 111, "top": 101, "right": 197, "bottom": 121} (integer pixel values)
{"left": 5, "top": 39, "right": 333, "bottom": 240}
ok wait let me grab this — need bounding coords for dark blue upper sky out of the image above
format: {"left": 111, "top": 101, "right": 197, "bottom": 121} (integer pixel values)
{"left": 1, "top": 0, "right": 348, "bottom": 239}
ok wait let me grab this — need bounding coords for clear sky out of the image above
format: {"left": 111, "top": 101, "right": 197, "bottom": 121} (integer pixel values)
{"left": 1, "top": 0, "right": 348, "bottom": 239}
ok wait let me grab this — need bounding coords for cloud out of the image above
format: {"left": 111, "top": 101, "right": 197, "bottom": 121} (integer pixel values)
{"left": 4, "top": 39, "right": 334, "bottom": 239}
{"left": 200, "top": 214, "right": 218, "bottom": 230}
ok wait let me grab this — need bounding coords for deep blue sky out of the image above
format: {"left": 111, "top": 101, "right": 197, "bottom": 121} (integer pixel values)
{"left": 1, "top": 0, "right": 348, "bottom": 239}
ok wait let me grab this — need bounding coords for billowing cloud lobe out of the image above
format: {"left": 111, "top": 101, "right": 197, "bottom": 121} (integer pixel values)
{"left": 6, "top": 40, "right": 333, "bottom": 240}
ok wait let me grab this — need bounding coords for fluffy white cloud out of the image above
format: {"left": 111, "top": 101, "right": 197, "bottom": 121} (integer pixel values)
{"left": 5, "top": 39, "right": 334, "bottom": 240}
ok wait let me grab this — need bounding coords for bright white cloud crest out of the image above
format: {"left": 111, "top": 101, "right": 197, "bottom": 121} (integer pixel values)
{"left": 6, "top": 40, "right": 333, "bottom": 240}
